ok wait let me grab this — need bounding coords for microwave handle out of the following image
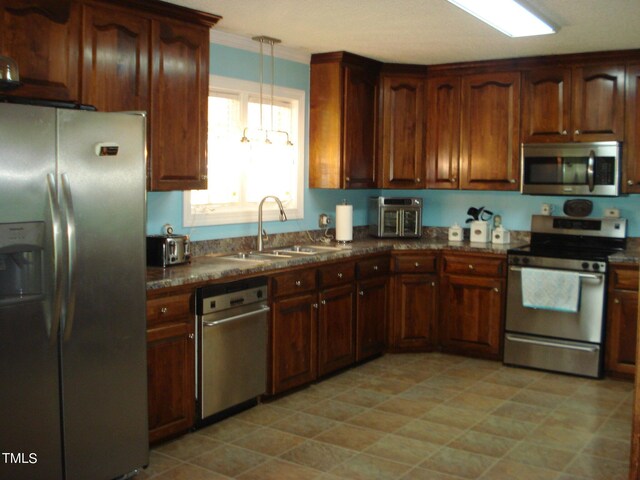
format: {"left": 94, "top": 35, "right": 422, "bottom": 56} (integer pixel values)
{"left": 587, "top": 150, "right": 595, "bottom": 192}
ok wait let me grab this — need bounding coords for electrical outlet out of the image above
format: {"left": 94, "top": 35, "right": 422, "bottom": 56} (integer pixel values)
{"left": 319, "top": 213, "right": 331, "bottom": 228}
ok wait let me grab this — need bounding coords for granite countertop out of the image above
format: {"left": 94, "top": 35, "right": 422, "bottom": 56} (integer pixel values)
{"left": 145, "top": 237, "right": 528, "bottom": 290}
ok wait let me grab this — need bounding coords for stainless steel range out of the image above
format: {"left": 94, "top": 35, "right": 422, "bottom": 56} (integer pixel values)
{"left": 504, "top": 215, "right": 627, "bottom": 378}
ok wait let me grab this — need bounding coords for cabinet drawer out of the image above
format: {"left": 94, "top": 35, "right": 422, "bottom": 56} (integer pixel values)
{"left": 318, "top": 262, "right": 355, "bottom": 288}
{"left": 147, "top": 292, "right": 192, "bottom": 326}
{"left": 442, "top": 254, "right": 505, "bottom": 277}
{"left": 610, "top": 264, "right": 639, "bottom": 291}
{"left": 357, "top": 256, "right": 390, "bottom": 279}
{"left": 392, "top": 253, "right": 437, "bottom": 273}
{"left": 271, "top": 268, "right": 318, "bottom": 298}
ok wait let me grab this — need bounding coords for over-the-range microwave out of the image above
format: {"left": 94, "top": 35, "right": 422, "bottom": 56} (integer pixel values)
{"left": 521, "top": 142, "right": 621, "bottom": 196}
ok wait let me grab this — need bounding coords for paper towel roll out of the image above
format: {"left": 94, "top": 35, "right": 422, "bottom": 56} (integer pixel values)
{"left": 335, "top": 204, "right": 353, "bottom": 242}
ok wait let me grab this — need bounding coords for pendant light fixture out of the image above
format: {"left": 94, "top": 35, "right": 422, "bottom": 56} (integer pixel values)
{"left": 240, "top": 36, "right": 294, "bottom": 146}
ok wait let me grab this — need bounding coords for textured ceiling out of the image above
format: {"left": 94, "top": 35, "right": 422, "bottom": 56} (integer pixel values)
{"left": 164, "top": 0, "right": 640, "bottom": 64}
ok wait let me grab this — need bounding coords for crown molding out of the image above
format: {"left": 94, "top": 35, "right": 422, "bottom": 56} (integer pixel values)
{"left": 210, "top": 30, "right": 311, "bottom": 64}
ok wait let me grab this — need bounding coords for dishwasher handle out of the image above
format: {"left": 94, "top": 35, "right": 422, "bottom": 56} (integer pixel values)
{"left": 202, "top": 304, "right": 270, "bottom": 328}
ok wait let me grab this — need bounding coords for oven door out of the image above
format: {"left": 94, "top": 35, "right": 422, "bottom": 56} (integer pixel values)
{"left": 505, "top": 265, "right": 605, "bottom": 343}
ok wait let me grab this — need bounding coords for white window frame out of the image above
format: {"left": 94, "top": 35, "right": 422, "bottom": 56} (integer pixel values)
{"left": 183, "top": 75, "right": 305, "bottom": 227}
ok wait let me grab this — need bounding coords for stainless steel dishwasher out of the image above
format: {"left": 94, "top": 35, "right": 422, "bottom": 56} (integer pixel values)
{"left": 196, "top": 277, "right": 269, "bottom": 425}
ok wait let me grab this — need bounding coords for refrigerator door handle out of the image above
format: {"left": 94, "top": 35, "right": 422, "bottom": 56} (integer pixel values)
{"left": 61, "top": 173, "right": 78, "bottom": 341}
{"left": 46, "top": 173, "right": 64, "bottom": 342}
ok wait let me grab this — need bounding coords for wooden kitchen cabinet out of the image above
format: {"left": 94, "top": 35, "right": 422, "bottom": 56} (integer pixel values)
{"left": 426, "top": 75, "right": 461, "bottom": 189}
{"left": 624, "top": 63, "right": 640, "bottom": 193}
{"left": 389, "top": 252, "right": 438, "bottom": 351}
{"left": 309, "top": 52, "right": 381, "bottom": 189}
{"left": 606, "top": 263, "right": 639, "bottom": 379}
{"left": 440, "top": 253, "right": 505, "bottom": 360}
{"left": 0, "top": 0, "right": 80, "bottom": 101}
{"left": 146, "top": 290, "right": 195, "bottom": 443}
{"left": 148, "top": 18, "right": 210, "bottom": 191}
{"left": 378, "top": 71, "right": 426, "bottom": 188}
{"left": 80, "top": 2, "right": 150, "bottom": 113}
{"left": 459, "top": 71, "right": 521, "bottom": 190}
{"left": 522, "top": 64, "right": 625, "bottom": 143}
{"left": 355, "top": 255, "right": 390, "bottom": 361}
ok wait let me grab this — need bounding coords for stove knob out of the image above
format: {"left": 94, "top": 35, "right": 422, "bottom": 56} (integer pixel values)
{"left": 522, "top": 257, "right": 530, "bottom": 265}
{"left": 592, "top": 263, "right": 600, "bottom": 271}
{"left": 581, "top": 262, "right": 589, "bottom": 270}
{"left": 512, "top": 257, "right": 520, "bottom": 264}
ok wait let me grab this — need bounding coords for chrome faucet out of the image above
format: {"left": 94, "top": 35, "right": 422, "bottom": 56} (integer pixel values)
{"left": 257, "top": 196, "right": 287, "bottom": 251}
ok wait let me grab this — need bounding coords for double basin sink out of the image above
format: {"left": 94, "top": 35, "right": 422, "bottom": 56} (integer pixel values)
{"left": 219, "top": 244, "right": 346, "bottom": 263}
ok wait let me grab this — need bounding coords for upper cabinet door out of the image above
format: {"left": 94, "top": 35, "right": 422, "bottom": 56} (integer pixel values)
{"left": 0, "top": 0, "right": 80, "bottom": 101}
{"left": 460, "top": 72, "right": 520, "bottom": 190}
{"left": 572, "top": 64, "right": 625, "bottom": 142}
{"left": 81, "top": 4, "right": 150, "bottom": 113}
{"left": 522, "top": 67, "right": 572, "bottom": 143}
{"left": 624, "top": 63, "right": 640, "bottom": 193}
{"left": 149, "top": 19, "right": 209, "bottom": 191}
{"left": 379, "top": 74, "right": 426, "bottom": 189}
{"left": 426, "top": 75, "right": 461, "bottom": 189}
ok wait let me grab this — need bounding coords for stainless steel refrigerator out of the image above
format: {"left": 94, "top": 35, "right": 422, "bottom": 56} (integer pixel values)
{"left": 0, "top": 102, "right": 148, "bottom": 480}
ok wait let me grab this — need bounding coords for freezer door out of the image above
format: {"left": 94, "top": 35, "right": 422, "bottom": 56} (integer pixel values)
{"left": 0, "top": 104, "right": 64, "bottom": 480}
{"left": 57, "top": 110, "right": 148, "bottom": 479}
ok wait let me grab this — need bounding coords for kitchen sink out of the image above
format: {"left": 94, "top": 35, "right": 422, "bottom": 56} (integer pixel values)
{"left": 270, "top": 244, "right": 345, "bottom": 255}
{"left": 220, "top": 251, "right": 292, "bottom": 262}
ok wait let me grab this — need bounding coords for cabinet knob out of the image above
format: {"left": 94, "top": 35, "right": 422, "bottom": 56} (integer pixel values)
{"left": 509, "top": 179, "right": 516, "bottom": 184}
{"left": 431, "top": 282, "right": 436, "bottom": 287}
{"left": 628, "top": 180, "right": 634, "bottom": 186}
{"left": 188, "top": 333, "right": 195, "bottom": 340}
{"left": 359, "top": 291, "right": 364, "bottom": 296}
{"left": 337, "top": 272, "right": 343, "bottom": 278}
{"left": 574, "top": 130, "right": 581, "bottom": 135}
{"left": 416, "top": 177, "right": 421, "bottom": 183}
{"left": 295, "top": 280, "right": 302, "bottom": 287}
{"left": 160, "top": 307, "right": 168, "bottom": 314}
{"left": 414, "top": 262, "right": 420, "bottom": 268}
{"left": 562, "top": 130, "right": 567, "bottom": 135}
{"left": 345, "top": 176, "right": 351, "bottom": 182}
{"left": 373, "top": 265, "right": 379, "bottom": 271}
{"left": 450, "top": 177, "right": 457, "bottom": 183}
{"left": 313, "top": 303, "right": 319, "bottom": 309}
{"left": 200, "top": 174, "right": 208, "bottom": 181}
{"left": 468, "top": 264, "right": 474, "bottom": 270}
{"left": 321, "top": 300, "right": 327, "bottom": 305}
{"left": 614, "top": 298, "right": 620, "bottom": 304}
{"left": 493, "top": 287, "right": 500, "bottom": 293}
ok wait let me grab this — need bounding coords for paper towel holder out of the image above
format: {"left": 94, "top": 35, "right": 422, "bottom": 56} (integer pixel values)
{"left": 335, "top": 200, "right": 353, "bottom": 244}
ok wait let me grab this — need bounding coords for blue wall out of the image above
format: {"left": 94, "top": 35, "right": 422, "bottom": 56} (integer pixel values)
{"left": 147, "top": 42, "right": 640, "bottom": 240}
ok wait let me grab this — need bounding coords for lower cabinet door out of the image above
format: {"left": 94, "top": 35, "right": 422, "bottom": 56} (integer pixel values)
{"left": 356, "top": 276, "right": 389, "bottom": 361}
{"left": 606, "top": 289, "right": 638, "bottom": 378}
{"left": 318, "top": 284, "right": 355, "bottom": 376}
{"left": 391, "top": 273, "right": 438, "bottom": 351}
{"left": 441, "top": 274, "right": 504, "bottom": 359}
{"left": 271, "top": 293, "right": 318, "bottom": 394}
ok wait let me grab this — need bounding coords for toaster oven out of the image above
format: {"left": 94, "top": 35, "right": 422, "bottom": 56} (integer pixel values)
{"left": 146, "top": 234, "right": 191, "bottom": 267}
{"left": 368, "top": 196, "right": 423, "bottom": 238}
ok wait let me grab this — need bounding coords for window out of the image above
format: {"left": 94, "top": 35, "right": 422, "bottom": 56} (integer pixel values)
{"left": 184, "top": 75, "right": 305, "bottom": 227}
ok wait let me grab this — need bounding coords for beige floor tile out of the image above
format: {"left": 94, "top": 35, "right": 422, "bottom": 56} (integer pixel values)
{"left": 443, "top": 366, "right": 493, "bottom": 381}
{"left": 556, "top": 396, "right": 621, "bottom": 417}
{"left": 314, "top": 424, "right": 385, "bottom": 451}
{"left": 422, "top": 405, "right": 486, "bottom": 430}
{"left": 329, "top": 453, "right": 411, "bottom": 480}
{"left": 270, "top": 411, "right": 338, "bottom": 438}
{"left": 564, "top": 453, "right": 629, "bottom": 480}
{"left": 420, "top": 373, "right": 478, "bottom": 391}
{"left": 400, "top": 384, "right": 458, "bottom": 403}
{"left": 582, "top": 435, "right": 631, "bottom": 462}
{"left": 271, "top": 390, "right": 326, "bottom": 411}
{"left": 232, "top": 427, "right": 305, "bottom": 456}
{"left": 511, "top": 388, "right": 569, "bottom": 408}
{"left": 470, "top": 381, "right": 520, "bottom": 400}
{"left": 445, "top": 392, "right": 506, "bottom": 413}
{"left": 150, "top": 463, "right": 230, "bottom": 480}
{"left": 236, "top": 458, "right": 322, "bottom": 480}
{"left": 542, "top": 409, "right": 607, "bottom": 434}
{"left": 374, "top": 396, "right": 439, "bottom": 418}
{"left": 597, "top": 417, "right": 633, "bottom": 440}
{"left": 364, "top": 433, "right": 441, "bottom": 465}
{"left": 505, "top": 441, "right": 576, "bottom": 471}
{"left": 346, "top": 409, "right": 411, "bottom": 433}
{"left": 280, "top": 439, "right": 355, "bottom": 472}
{"left": 448, "top": 430, "right": 515, "bottom": 458}
{"left": 395, "top": 419, "right": 465, "bottom": 445}
{"left": 197, "top": 417, "right": 259, "bottom": 442}
{"left": 358, "top": 377, "right": 413, "bottom": 395}
{"left": 401, "top": 466, "right": 468, "bottom": 479}
{"left": 154, "top": 434, "right": 222, "bottom": 461}
{"left": 471, "top": 414, "right": 538, "bottom": 440}
{"left": 236, "top": 403, "right": 294, "bottom": 425}
{"left": 333, "top": 387, "right": 391, "bottom": 408}
{"left": 305, "top": 381, "right": 351, "bottom": 400}
{"left": 526, "top": 424, "right": 593, "bottom": 452}
{"left": 137, "top": 451, "right": 182, "bottom": 478}
{"left": 303, "top": 398, "right": 366, "bottom": 421}
{"left": 190, "top": 444, "right": 268, "bottom": 477}
{"left": 479, "top": 459, "right": 559, "bottom": 480}
{"left": 491, "top": 400, "right": 551, "bottom": 423}
{"left": 483, "top": 368, "right": 544, "bottom": 388}
{"left": 420, "top": 446, "right": 496, "bottom": 479}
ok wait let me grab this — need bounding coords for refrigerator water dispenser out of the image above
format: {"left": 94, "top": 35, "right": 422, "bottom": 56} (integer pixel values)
{"left": 0, "top": 222, "right": 44, "bottom": 298}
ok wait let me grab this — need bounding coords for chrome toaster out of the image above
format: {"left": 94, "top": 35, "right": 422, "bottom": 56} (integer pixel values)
{"left": 146, "top": 234, "right": 191, "bottom": 267}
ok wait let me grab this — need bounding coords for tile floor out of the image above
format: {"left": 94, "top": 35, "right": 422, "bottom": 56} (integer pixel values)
{"left": 139, "top": 353, "right": 634, "bottom": 479}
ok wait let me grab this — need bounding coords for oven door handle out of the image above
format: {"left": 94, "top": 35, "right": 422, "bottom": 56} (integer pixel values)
{"left": 202, "top": 305, "right": 270, "bottom": 327}
{"left": 509, "top": 266, "right": 601, "bottom": 281}
{"left": 505, "top": 334, "right": 599, "bottom": 353}
{"left": 587, "top": 149, "right": 596, "bottom": 192}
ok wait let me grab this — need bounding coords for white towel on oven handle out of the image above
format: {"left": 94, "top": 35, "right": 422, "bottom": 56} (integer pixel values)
{"left": 521, "top": 267, "right": 581, "bottom": 313}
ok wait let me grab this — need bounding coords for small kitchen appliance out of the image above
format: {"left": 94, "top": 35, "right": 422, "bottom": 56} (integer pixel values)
{"left": 504, "top": 214, "right": 627, "bottom": 378}
{"left": 368, "top": 196, "right": 422, "bottom": 238}
{"left": 146, "top": 234, "right": 191, "bottom": 267}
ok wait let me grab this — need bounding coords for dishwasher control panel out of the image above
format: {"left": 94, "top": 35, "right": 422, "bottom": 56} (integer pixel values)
{"left": 196, "top": 277, "right": 268, "bottom": 315}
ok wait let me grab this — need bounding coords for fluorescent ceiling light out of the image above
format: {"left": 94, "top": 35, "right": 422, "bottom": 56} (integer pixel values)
{"left": 447, "top": 0, "right": 557, "bottom": 37}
